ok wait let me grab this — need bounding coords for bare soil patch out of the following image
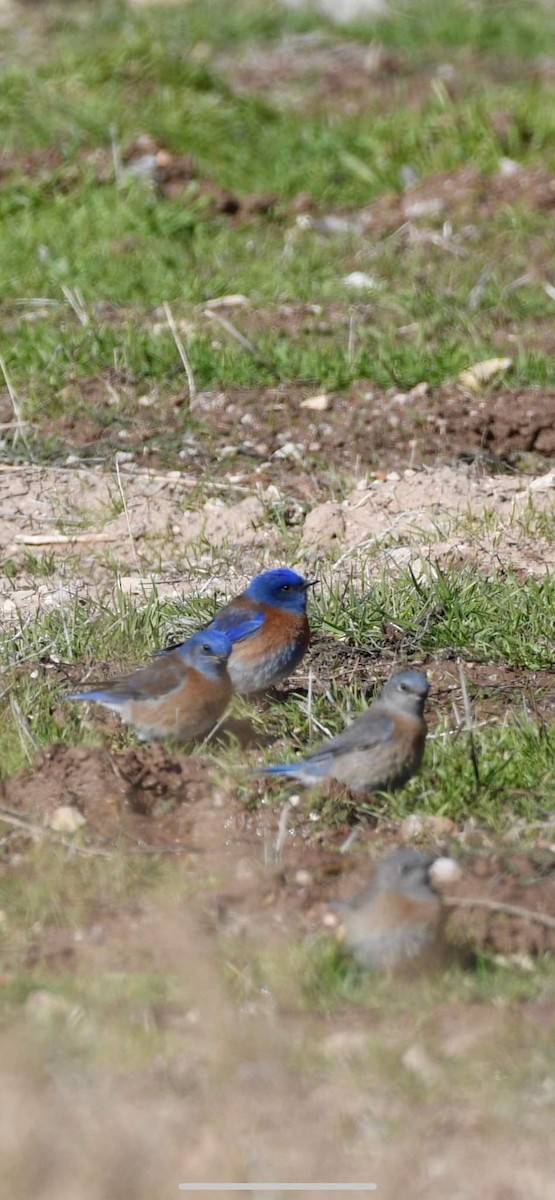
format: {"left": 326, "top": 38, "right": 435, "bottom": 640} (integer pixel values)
{"left": 195, "top": 377, "right": 555, "bottom": 481}
{"left": 217, "top": 33, "right": 423, "bottom": 115}
{"left": 1, "top": 742, "right": 233, "bottom": 850}
{"left": 305, "top": 641, "right": 555, "bottom": 720}
{"left": 4, "top": 739, "right": 555, "bottom": 960}
{"left": 25, "top": 372, "right": 555, "bottom": 499}
{"left": 361, "top": 163, "right": 555, "bottom": 235}
{"left": 1, "top": 460, "right": 554, "bottom": 624}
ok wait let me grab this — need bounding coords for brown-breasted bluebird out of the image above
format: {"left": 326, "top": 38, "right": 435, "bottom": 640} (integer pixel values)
{"left": 68, "top": 629, "right": 232, "bottom": 743}
{"left": 165, "top": 568, "right": 315, "bottom": 694}
{"left": 334, "top": 848, "right": 445, "bottom": 973}
{"left": 259, "top": 668, "right": 430, "bottom": 793}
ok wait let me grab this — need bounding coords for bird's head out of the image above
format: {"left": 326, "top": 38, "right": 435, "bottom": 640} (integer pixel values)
{"left": 245, "top": 568, "right": 316, "bottom": 613}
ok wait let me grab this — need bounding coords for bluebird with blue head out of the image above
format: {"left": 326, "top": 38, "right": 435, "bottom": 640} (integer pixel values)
{"left": 68, "top": 628, "right": 233, "bottom": 743}
{"left": 332, "top": 848, "right": 445, "bottom": 973}
{"left": 167, "top": 568, "right": 315, "bottom": 695}
{"left": 258, "top": 668, "right": 430, "bottom": 793}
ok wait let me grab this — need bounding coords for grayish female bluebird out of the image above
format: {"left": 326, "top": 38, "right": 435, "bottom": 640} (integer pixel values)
{"left": 333, "top": 848, "right": 445, "bottom": 973}
{"left": 260, "top": 668, "right": 430, "bottom": 794}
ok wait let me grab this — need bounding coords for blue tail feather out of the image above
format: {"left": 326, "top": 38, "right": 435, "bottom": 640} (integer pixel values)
{"left": 263, "top": 762, "right": 301, "bottom": 776}
{"left": 67, "top": 689, "right": 125, "bottom": 706}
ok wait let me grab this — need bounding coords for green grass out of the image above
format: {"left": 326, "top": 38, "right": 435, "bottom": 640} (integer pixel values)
{"left": 0, "top": 566, "right": 553, "bottom": 828}
{"left": 1, "top": 0, "right": 555, "bottom": 464}
{"left": 1, "top": 0, "right": 555, "bottom": 1121}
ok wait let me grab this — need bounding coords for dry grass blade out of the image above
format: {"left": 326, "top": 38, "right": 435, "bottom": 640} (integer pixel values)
{"left": 110, "top": 122, "right": 123, "bottom": 189}
{"left": 274, "top": 799, "right": 291, "bottom": 863}
{"left": 0, "top": 806, "right": 112, "bottom": 859}
{"left": 0, "top": 352, "right": 30, "bottom": 449}
{"left": 9, "top": 696, "right": 38, "bottom": 763}
{"left": 458, "top": 659, "right": 481, "bottom": 790}
{"left": 204, "top": 307, "right": 273, "bottom": 370}
{"left": 163, "top": 301, "right": 197, "bottom": 408}
{"left": 61, "top": 284, "right": 89, "bottom": 326}
{"left": 115, "top": 455, "right": 143, "bottom": 575}
{"left": 444, "top": 896, "right": 555, "bottom": 931}
{"left": 14, "top": 532, "right": 118, "bottom": 545}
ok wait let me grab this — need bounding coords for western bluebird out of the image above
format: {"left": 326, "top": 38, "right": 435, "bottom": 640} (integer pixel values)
{"left": 333, "top": 849, "right": 445, "bottom": 973}
{"left": 68, "top": 629, "right": 233, "bottom": 743}
{"left": 259, "top": 668, "right": 430, "bottom": 794}
{"left": 166, "top": 568, "right": 315, "bottom": 695}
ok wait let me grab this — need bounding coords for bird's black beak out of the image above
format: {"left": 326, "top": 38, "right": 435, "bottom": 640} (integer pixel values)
{"left": 304, "top": 579, "right": 318, "bottom": 590}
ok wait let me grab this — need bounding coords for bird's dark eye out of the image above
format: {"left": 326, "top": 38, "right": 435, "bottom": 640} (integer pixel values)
{"left": 281, "top": 584, "right": 290, "bottom": 592}
{"left": 202, "top": 644, "right": 214, "bottom": 654}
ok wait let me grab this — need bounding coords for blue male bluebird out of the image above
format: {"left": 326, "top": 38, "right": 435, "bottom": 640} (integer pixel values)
{"left": 167, "top": 568, "right": 314, "bottom": 695}
{"left": 333, "top": 849, "right": 445, "bottom": 973}
{"left": 68, "top": 629, "right": 233, "bottom": 743}
{"left": 259, "top": 669, "right": 430, "bottom": 793}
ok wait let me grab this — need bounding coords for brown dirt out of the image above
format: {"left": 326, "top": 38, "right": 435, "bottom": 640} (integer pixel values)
{"left": 3, "top": 740, "right": 555, "bottom": 960}
{"left": 1, "top": 742, "right": 233, "bottom": 850}
{"left": 1, "top": 457, "right": 554, "bottom": 628}
{"left": 304, "top": 642, "right": 555, "bottom": 720}
{"left": 0, "top": 135, "right": 277, "bottom": 219}
{"left": 195, "top": 377, "right": 555, "bottom": 479}
{"left": 444, "top": 848, "right": 555, "bottom": 958}
{"left": 361, "top": 163, "right": 555, "bottom": 235}
{"left": 217, "top": 33, "right": 425, "bottom": 115}
{"left": 24, "top": 372, "right": 555, "bottom": 498}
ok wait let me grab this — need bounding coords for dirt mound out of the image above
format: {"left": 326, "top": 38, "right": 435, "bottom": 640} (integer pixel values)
{"left": 444, "top": 849, "right": 555, "bottom": 958}
{"left": 364, "top": 163, "right": 555, "bottom": 234}
{"left": 2, "top": 742, "right": 228, "bottom": 848}
{"left": 431, "top": 386, "right": 555, "bottom": 458}
{"left": 194, "top": 378, "right": 555, "bottom": 495}
{"left": 3, "top": 741, "right": 555, "bottom": 961}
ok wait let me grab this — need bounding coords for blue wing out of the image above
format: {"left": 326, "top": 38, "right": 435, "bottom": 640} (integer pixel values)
{"left": 162, "top": 605, "right": 265, "bottom": 656}
{"left": 209, "top": 607, "right": 265, "bottom": 644}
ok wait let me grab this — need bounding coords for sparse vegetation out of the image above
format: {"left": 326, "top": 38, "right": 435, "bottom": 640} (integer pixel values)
{"left": 1, "top": 1, "right": 555, "bottom": 1195}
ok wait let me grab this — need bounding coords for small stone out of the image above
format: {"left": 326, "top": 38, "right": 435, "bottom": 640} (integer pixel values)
{"left": 408, "top": 381, "right": 429, "bottom": 399}
{"left": 48, "top": 806, "right": 86, "bottom": 834}
{"left": 425, "top": 816, "right": 457, "bottom": 837}
{"left": 400, "top": 814, "right": 424, "bottom": 841}
{"left": 25, "top": 990, "right": 75, "bottom": 1025}
{"left": 300, "top": 393, "right": 331, "bottom": 412}
{"left": 499, "top": 157, "right": 520, "bottom": 176}
{"left": 429, "top": 856, "right": 462, "bottom": 886}
{"left": 264, "top": 485, "right": 281, "bottom": 502}
{"left": 323, "top": 909, "right": 340, "bottom": 928}
{"left": 528, "top": 469, "right": 555, "bottom": 492}
{"left": 294, "top": 869, "right": 313, "bottom": 887}
{"left": 273, "top": 441, "right": 304, "bottom": 462}
{"left": 404, "top": 198, "right": 444, "bottom": 219}
{"left": 402, "top": 1043, "right": 441, "bottom": 1085}
{"left": 342, "top": 271, "right": 379, "bottom": 291}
